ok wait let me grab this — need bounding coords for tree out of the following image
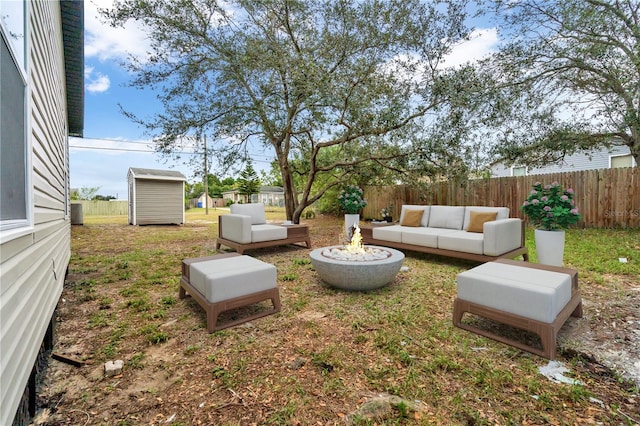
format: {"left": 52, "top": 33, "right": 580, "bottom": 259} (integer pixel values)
{"left": 236, "top": 161, "right": 261, "bottom": 202}
{"left": 483, "top": 0, "right": 640, "bottom": 167}
{"left": 93, "top": 194, "right": 116, "bottom": 201}
{"left": 260, "top": 161, "right": 283, "bottom": 187}
{"left": 104, "top": 0, "right": 476, "bottom": 222}
{"left": 71, "top": 186, "right": 101, "bottom": 201}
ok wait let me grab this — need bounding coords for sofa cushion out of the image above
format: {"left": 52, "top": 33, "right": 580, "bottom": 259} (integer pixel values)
{"left": 251, "top": 224, "right": 287, "bottom": 242}
{"left": 401, "top": 227, "right": 457, "bottom": 248}
{"left": 467, "top": 211, "right": 498, "bottom": 233}
{"left": 428, "top": 206, "right": 465, "bottom": 230}
{"left": 400, "top": 209, "right": 424, "bottom": 227}
{"left": 372, "top": 225, "right": 403, "bottom": 243}
{"left": 456, "top": 262, "right": 571, "bottom": 323}
{"left": 230, "top": 203, "right": 267, "bottom": 225}
{"left": 399, "top": 205, "right": 430, "bottom": 227}
{"left": 463, "top": 207, "right": 509, "bottom": 231}
{"left": 437, "top": 231, "right": 484, "bottom": 254}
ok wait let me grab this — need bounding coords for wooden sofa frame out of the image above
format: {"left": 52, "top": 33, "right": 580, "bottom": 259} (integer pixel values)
{"left": 452, "top": 259, "right": 583, "bottom": 359}
{"left": 360, "top": 220, "right": 529, "bottom": 262}
{"left": 215, "top": 218, "right": 311, "bottom": 254}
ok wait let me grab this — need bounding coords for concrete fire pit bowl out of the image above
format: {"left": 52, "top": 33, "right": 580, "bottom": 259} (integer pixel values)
{"left": 309, "top": 245, "right": 405, "bottom": 291}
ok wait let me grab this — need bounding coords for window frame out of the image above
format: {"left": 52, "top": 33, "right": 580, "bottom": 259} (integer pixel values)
{"left": 0, "top": 6, "right": 33, "bottom": 241}
{"left": 511, "top": 165, "right": 527, "bottom": 177}
{"left": 609, "top": 153, "right": 636, "bottom": 169}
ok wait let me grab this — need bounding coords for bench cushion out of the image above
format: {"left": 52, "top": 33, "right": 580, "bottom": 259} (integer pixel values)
{"left": 372, "top": 225, "right": 403, "bottom": 243}
{"left": 438, "top": 230, "right": 484, "bottom": 254}
{"left": 456, "top": 262, "right": 571, "bottom": 323}
{"left": 401, "top": 226, "right": 456, "bottom": 248}
{"left": 252, "top": 224, "right": 287, "bottom": 242}
{"left": 189, "top": 255, "right": 277, "bottom": 303}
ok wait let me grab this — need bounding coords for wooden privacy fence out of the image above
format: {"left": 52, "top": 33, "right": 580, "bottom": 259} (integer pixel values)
{"left": 363, "top": 167, "right": 639, "bottom": 228}
{"left": 73, "top": 200, "right": 128, "bottom": 216}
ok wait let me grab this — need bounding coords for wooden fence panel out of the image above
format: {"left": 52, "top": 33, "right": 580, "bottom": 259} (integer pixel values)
{"left": 74, "top": 200, "right": 128, "bottom": 216}
{"left": 362, "top": 167, "right": 639, "bottom": 228}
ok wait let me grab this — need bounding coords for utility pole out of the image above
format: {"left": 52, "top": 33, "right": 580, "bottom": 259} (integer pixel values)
{"left": 204, "top": 134, "right": 209, "bottom": 215}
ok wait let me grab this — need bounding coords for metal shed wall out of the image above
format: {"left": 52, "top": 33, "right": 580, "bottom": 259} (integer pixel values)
{"left": 130, "top": 178, "right": 185, "bottom": 225}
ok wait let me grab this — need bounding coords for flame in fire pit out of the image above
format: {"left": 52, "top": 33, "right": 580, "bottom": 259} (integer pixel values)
{"left": 345, "top": 224, "right": 365, "bottom": 254}
{"left": 319, "top": 224, "right": 391, "bottom": 261}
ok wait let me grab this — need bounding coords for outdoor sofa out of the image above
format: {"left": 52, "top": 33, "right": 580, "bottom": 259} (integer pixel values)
{"left": 361, "top": 205, "right": 529, "bottom": 262}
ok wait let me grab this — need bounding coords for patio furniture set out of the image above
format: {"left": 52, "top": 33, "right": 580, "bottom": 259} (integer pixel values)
{"left": 179, "top": 203, "right": 582, "bottom": 359}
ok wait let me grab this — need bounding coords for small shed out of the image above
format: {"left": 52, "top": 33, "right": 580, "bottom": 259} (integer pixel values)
{"left": 127, "top": 168, "right": 186, "bottom": 225}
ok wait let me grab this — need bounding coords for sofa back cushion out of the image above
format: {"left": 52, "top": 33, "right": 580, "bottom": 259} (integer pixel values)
{"left": 399, "top": 205, "right": 430, "bottom": 227}
{"left": 463, "top": 207, "right": 509, "bottom": 231}
{"left": 428, "top": 206, "right": 465, "bottom": 230}
{"left": 230, "top": 203, "right": 267, "bottom": 225}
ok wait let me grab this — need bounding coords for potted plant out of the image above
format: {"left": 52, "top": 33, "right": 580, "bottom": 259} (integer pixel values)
{"left": 381, "top": 206, "right": 393, "bottom": 222}
{"left": 521, "top": 181, "right": 581, "bottom": 266}
{"left": 338, "top": 185, "right": 367, "bottom": 240}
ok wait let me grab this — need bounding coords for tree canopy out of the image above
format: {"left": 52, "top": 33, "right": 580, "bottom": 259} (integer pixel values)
{"left": 237, "top": 161, "right": 261, "bottom": 202}
{"left": 103, "top": 0, "right": 478, "bottom": 222}
{"left": 484, "top": 0, "right": 640, "bottom": 167}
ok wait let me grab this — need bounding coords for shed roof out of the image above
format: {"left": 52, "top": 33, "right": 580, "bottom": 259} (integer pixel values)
{"left": 128, "top": 168, "right": 186, "bottom": 181}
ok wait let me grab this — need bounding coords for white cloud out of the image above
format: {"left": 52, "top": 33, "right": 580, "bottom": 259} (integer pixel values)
{"left": 84, "top": 0, "right": 151, "bottom": 62}
{"left": 441, "top": 28, "right": 499, "bottom": 69}
{"left": 86, "top": 71, "right": 111, "bottom": 93}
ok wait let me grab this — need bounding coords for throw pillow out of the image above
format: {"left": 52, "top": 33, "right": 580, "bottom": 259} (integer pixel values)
{"left": 467, "top": 211, "right": 498, "bottom": 233}
{"left": 400, "top": 209, "right": 423, "bottom": 227}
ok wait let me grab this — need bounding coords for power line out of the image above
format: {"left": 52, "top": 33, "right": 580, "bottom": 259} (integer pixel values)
{"left": 69, "top": 136, "right": 277, "bottom": 163}
{"left": 69, "top": 144, "right": 275, "bottom": 163}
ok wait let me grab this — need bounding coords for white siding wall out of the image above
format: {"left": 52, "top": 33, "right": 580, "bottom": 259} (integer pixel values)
{"left": 0, "top": 2, "right": 70, "bottom": 424}
{"left": 491, "top": 145, "right": 634, "bottom": 177}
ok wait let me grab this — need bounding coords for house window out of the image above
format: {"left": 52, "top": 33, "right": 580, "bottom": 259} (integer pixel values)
{"left": 610, "top": 154, "right": 635, "bottom": 168}
{"left": 511, "top": 166, "right": 527, "bottom": 176}
{"left": 1, "top": 13, "right": 29, "bottom": 231}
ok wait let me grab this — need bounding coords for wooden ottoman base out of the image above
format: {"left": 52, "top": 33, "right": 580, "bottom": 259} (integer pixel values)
{"left": 180, "top": 254, "right": 281, "bottom": 332}
{"left": 453, "top": 259, "right": 583, "bottom": 359}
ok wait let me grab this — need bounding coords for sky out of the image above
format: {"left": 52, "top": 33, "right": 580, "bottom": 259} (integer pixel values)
{"left": 71, "top": 1, "right": 500, "bottom": 200}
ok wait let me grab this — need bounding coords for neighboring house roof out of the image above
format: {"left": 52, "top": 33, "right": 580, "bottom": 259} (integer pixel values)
{"left": 222, "top": 186, "right": 284, "bottom": 195}
{"left": 128, "top": 168, "right": 186, "bottom": 181}
{"left": 260, "top": 185, "right": 284, "bottom": 193}
{"left": 61, "top": 0, "right": 84, "bottom": 137}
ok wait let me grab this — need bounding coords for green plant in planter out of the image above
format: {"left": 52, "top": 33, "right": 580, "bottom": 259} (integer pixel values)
{"left": 521, "top": 181, "right": 581, "bottom": 231}
{"left": 337, "top": 185, "right": 367, "bottom": 214}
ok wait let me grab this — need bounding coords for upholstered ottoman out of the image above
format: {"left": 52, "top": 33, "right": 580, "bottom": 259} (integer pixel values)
{"left": 180, "top": 253, "right": 280, "bottom": 332}
{"left": 453, "top": 259, "right": 582, "bottom": 359}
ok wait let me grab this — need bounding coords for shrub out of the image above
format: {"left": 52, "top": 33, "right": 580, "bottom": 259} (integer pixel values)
{"left": 521, "top": 181, "right": 580, "bottom": 231}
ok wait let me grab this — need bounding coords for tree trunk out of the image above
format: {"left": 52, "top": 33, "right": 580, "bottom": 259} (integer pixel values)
{"left": 279, "top": 154, "right": 299, "bottom": 223}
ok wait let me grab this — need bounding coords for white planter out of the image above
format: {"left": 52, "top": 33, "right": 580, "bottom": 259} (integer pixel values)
{"left": 535, "top": 229, "right": 566, "bottom": 267}
{"left": 344, "top": 214, "right": 360, "bottom": 242}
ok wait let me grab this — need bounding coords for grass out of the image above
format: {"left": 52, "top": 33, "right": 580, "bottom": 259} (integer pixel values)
{"left": 48, "top": 211, "right": 640, "bottom": 425}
